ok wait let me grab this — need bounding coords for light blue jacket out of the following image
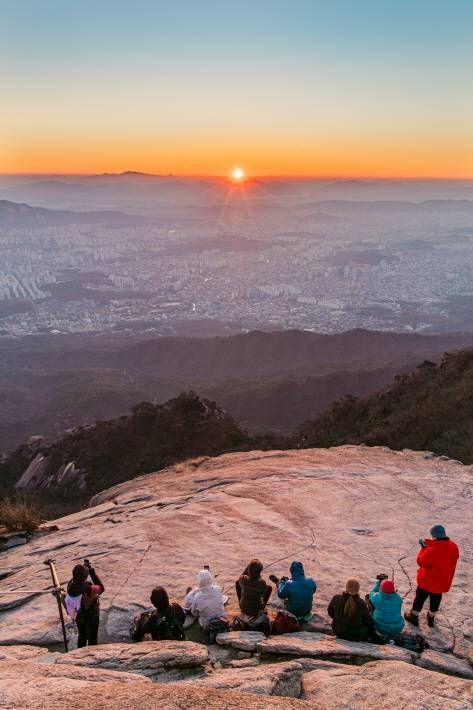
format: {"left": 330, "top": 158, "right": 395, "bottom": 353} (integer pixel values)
{"left": 278, "top": 561, "right": 316, "bottom": 619}
{"left": 369, "top": 580, "right": 405, "bottom": 637}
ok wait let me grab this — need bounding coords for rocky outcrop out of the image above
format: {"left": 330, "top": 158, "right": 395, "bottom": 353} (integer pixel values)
{"left": 54, "top": 640, "right": 209, "bottom": 680}
{"left": 415, "top": 649, "right": 473, "bottom": 680}
{"left": 15, "top": 453, "right": 86, "bottom": 492}
{"left": 0, "top": 446, "right": 471, "bottom": 663}
{"left": 1, "top": 446, "right": 472, "bottom": 707}
{"left": 216, "top": 631, "right": 266, "bottom": 652}
{"left": 302, "top": 660, "right": 473, "bottom": 708}
{"left": 0, "top": 658, "right": 305, "bottom": 710}
{"left": 257, "top": 632, "right": 415, "bottom": 664}
{"left": 190, "top": 660, "right": 303, "bottom": 697}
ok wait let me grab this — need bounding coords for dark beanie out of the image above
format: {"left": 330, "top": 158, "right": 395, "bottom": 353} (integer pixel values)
{"left": 72, "top": 564, "right": 89, "bottom": 583}
{"left": 430, "top": 524, "right": 447, "bottom": 539}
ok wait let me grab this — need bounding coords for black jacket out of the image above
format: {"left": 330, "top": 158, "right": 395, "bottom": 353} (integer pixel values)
{"left": 132, "top": 603, "right": 185, "bottom": 642}
{"left": 327, "top": 592, "right": 373, "bottom": 641}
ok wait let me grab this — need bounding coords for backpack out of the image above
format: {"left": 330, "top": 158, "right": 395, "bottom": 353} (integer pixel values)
{"left": 232, "top": 612, "right": 271, "bottom": 636}
{"left": 271, "top": 609, "right": 300, "bottom": 635}
{"left": 130, "top": 609, "right": 185, "bottom": 642}
{"left": 203, "top": 616, "right": 230, "bottom": 644}
{"left": 395, "top": 632, "right": 429, "bottom": 653}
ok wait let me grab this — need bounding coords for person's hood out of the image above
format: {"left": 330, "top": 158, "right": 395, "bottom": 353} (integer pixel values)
{"left": 290, "top": 561, "right": 305, "bottom": 580}
{"left": 197, "top": 569, "right": 213, "bottom": 588}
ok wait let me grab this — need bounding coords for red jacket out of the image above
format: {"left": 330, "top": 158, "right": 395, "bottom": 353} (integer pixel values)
{"left": 417, "top": 538, "right": 459, "bottom": 594}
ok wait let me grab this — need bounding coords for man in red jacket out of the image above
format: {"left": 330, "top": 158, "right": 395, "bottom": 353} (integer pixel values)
{"left": 404, "top": 524, "right": 459, "bottom": 628}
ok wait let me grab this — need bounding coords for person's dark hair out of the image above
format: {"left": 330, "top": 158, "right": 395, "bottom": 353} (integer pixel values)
{"left": 150, "top": 586, "right": 170, "bottom": 612}
{"left": 247, "top": 559, "right": 263, "bottom": 581}
{"left": 72, "top": 564, "right": 89, "bottom": 583}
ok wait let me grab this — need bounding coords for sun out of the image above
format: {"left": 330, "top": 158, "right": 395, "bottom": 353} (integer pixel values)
{"left": 231, "top": 166, "right": 246, "bottom": 182}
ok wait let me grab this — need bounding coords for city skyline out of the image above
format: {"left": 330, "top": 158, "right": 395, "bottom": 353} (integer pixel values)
{"left": 2, "top": 1, "right": 473, "bottom": 178}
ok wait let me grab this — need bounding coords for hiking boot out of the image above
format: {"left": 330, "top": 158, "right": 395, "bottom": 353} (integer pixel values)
{"left": 427, "top": 613, "right": 435, "bottom": 628}
{"left": 404, "top": 611, "right": 419, "bottom": 626}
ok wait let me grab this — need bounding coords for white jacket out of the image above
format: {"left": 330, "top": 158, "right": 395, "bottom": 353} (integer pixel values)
{"left": 191, "top": 585, "right": 225, "bottom": 628}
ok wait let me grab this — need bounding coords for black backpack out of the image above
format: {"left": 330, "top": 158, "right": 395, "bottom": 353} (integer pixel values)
{"left": 395, "top": 632, "right": 429, "bottom": 653}
{"left": 131, "top": 609, "right": 185, "bottom": 641}
{"left": 204, "top": 616, "right": 230, "bottom": 644}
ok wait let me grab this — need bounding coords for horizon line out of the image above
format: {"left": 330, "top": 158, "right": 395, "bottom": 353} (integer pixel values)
{"left": 2, "top": 171, "right": 473, "bottom": 182}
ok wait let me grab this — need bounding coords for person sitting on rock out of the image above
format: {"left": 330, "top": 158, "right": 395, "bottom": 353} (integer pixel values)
{"left": 269, "top": 560, "right": 317, "bottom": 623}
{"left": 236, "top": 559, "right": 272, "bottom": 619}
{"left": 404, "top": 524, "right": 460, "bottom": 629}
{"left": 190, "top": 569, "right": 226, "bottom": 632}
{"left": 132, "top": 586, "right": 185, "bottom": 641}
{"left": 327, "top": 578, "right": 374, "bottom": 642}
{"left": 65, "top": 560, "right": 104, "bottom": 648}
{"left": 369, "top": 577, "right": 404, "bottom": 638}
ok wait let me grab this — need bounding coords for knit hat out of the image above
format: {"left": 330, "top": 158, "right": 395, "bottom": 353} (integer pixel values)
{"left": 380, "top": 579, "right": 395, "bottom": 594}
{"left": 72, "top": 564, "right": 89, "bottom": 583}
{"left": 430, "top": 524, "right": 446, "bottom": 539}
{"left": 197, "top": 569, "right": 213, "bottom": 588}
{"left": 346, "top": 578, "right": 360, "bottom": 595}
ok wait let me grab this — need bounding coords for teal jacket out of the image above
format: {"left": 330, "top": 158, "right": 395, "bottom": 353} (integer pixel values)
{"left": 278, "top": 561, "right": 316, "bottom": 619}
{"left": 369, "top": 580, "right": 404, "bottom": 637}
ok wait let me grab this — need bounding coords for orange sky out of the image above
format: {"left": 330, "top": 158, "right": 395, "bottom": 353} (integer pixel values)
{"left": 2, "top": 2, "right": 473, "bottom": 179}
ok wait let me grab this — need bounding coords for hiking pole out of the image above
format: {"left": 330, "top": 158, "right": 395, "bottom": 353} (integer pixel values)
{"left": 44, "top": 558, "right": 68, "bottom": 653}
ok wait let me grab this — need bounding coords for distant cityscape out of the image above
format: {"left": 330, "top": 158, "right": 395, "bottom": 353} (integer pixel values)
{"left": 1, "top": 179, "right": 473, "bottom": 337}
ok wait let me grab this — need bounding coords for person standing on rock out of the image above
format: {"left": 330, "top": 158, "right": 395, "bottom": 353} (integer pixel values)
{"left": 369, "top": 577, "right": 404, "bottom": 638}
{"left": 65, "top": 560, "right": 104, "bottom": 647}
{"left": 236, "top": 559, "right": 272, "bottom": 619}
{"left": 269, "top": 561, "right": 317, "bottom": 623}
{"left": 327, "top": 578, "right": 374, "bottom": 642}
{"left": 404, "top": 524, "right": 459, "bottom": 628}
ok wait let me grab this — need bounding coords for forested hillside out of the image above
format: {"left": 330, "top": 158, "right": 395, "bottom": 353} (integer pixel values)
{"left": 296, "top": 350, "right": 473, "bottom": 463}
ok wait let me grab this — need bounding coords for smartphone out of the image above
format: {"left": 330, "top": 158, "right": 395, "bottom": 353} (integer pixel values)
{"left": 203, "top": 564, "right": 210, "bottom": 570}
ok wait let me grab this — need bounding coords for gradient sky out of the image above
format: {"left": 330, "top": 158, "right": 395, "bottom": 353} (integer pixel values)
{"left": 1, "top": 0, "right": 473, "bottom": 177}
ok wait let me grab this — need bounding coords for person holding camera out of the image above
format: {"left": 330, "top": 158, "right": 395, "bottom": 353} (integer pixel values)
{"left": 404, "top": 524, "right": 459, "bottom": 628}
{"left": 368, "top": 574, "right": 404, "bottom": 638}
{"left": 65, "top": 559, "right": 104, "bottom": 647}
{"left": 269, "top": 561, "right": 317, "bottom": 623}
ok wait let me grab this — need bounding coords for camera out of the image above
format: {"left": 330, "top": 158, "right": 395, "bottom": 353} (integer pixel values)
{"left": 84, "top": 558, "right": 91, "bottom": 568}
{"left": 376, "top": 573, "right": 389, "bottom": 581}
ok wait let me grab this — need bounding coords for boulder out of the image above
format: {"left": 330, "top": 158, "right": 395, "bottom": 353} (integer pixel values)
{"left": 0, "top": 658, "right": 307, "bottom": 710}
{"left": 54, "top": 641, "right": 209, "bottom": 679}
{"left": 415, "top": 649, "right": 473, "bottom": 680}
{"left": 303, "top": 659, "right": 473, "bottom": 709}
{"left": 0, "top": 644, "right": 50, "bottom": 661}
{"left": 257, "top": 632, "right": 415, "bottom": 664}
{"left": 190, "top": 660, "right": 303, "bottom": 697}
{"left": 216, "top": 631, "right": 266, "bottom": 652}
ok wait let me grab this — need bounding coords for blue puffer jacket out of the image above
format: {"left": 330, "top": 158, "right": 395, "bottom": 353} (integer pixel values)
{"left": 369, "top": 580, "right": 404, "bottom": 637}
{"left": 278, "top": 561, "right": 317, "bottom": 619}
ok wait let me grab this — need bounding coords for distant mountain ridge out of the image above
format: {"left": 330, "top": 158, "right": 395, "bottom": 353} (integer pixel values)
{"left": 0, "top": 199, "right": 150, "bottom": 227}
{"left": 2, "top": 328, "right": 473, "bottom": 452}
